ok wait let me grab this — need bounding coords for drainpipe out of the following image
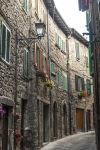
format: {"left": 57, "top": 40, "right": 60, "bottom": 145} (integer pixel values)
{"left": 14, "top": 30, "right": 18, "bottom": 150}
{"left": 66, "top": 34, "right": 72, "bottom": 135}
{"left": 47, "top": 8, "right": 51, "bottom": 142}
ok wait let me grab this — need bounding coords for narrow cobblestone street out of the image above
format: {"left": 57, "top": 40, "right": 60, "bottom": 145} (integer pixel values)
{"left": 41, "top": 131, "right": 96, "bottom": 150}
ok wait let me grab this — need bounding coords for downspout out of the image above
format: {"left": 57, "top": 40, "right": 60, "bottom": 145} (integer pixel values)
{"left": 14, "top": 30, "right": 18, "bottom": 150}
{"left": 66, "top": 33, "right": 72, "bottom": 135}
{"left": 47, "top": 8, "right": 51, "bottom": 142}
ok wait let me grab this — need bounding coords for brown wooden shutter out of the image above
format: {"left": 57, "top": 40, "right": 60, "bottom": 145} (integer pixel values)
{"left": 40, "top": 49, "right": 43, "bottom": 71}
{"left": 34, "top": 43, "right": 37, "bottom": 67}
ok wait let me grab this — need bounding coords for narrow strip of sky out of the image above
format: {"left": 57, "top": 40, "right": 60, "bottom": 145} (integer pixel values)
{"left": 54, "top": 0, "right": 87, "bottom": 36}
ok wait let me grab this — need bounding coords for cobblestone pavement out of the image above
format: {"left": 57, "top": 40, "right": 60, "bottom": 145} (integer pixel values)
{"left": 41, "top": 131, "right": 96, "bottom": 150}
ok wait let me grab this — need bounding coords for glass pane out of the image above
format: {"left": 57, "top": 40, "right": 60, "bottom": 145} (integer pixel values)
{"left": 2, "top": 24, "right": 6, "bottom": 59}
{"left": 6, "top": 30, "right": 10, "bottom": 62}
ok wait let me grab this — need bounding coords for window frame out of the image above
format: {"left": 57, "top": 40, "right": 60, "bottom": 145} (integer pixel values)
{"left": 0, "top": 21, "right": 11, "bottom": 63}
{"left": 75, "top": 75, "right": 84, "bottom": 91}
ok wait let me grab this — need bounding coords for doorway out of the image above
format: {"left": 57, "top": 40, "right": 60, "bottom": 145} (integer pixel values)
{"left": 86, "top": 110, "right": 91, "bottom": 131}
{"left": 63, "top": 104, "right": 67, "bottom": 135}
{"left": 76, "top": 108, "right": 84, "bottom": 131}
{"left": 43, "top": 103, "right": 49, "bottom": 142}
{"left": 53, "top": 102, "right": 57, "bottom": 138}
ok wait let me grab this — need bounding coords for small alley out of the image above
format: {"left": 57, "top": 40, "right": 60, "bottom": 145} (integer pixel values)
{"left": 41, "top": 131, "right": 96, "bottom": 150}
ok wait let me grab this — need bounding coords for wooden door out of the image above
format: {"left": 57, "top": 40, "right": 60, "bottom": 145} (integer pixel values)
{"left": 76, "top": 108, "right": 84, "bottom": 131}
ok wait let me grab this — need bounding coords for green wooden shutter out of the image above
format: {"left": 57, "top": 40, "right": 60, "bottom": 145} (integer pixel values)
{"left": 63, "top": 41, "right": 65, "bottom": 52}
{"left": 57, "top": 70, "right": 62, "bottom": 85}
{"left": 81, "top": 78, "right": 85, "bottom": 90}
{"left": 63, "top": 76, "right": 68, "bottom": 90}
{"left": 23, "top": 0, "right": 28, "bottom": 12}
{"left": 86, "top": 79, "right": 91, "bottom": 95}
{"left": 51, "top": 62, "right": 55, "bottom": 73}
{"left": 6, "top": 29, "right": 10, "bottom": 62}
{"left": 75, "top": 75, "right": 78, "bottom": 91}
{"left": 75, "top": 42, "right": 80, "bottom": 59}
{"left": 55, "top": 33, "right": 57, "bottom": 44}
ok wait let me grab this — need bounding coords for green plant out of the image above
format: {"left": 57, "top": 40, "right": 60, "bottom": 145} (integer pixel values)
{"left": 44, "top": 79, "right": 55, "bottom": 88}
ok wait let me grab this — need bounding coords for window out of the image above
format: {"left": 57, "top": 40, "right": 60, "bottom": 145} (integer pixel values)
{"left": 75, "top": 42, "right": 80, "bottom": 60}
{"left": 0, "top": 21, "right": 11, "bottom": 62}
{"left": 75, "top": 75, "right": 84, "bottom": 91}
{"left": 23, "top": 48, "right": 29, "bottom": 77}
{"left": 23, "top": 0, "right": 28, "bottom": 12}
{"left": 63, "top": 74, "right": 68, "bottom": 91}
{"left": 86, "top": 79, "right": 91, "bottom": 95}
{"left": 55, "top": 33, "right": 66, "bottom": 52}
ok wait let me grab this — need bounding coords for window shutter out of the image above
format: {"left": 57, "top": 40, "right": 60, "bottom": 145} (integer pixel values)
{"left": 40, "top": 50, "right": 43, "bottom": 71}
{"left": 2, "top": 24, "right": 6, "bottom": 59}
{"left": 51, "top": 62, "right": 55, "bottom": 73}
{"left": 63, "top": 42, "right": 65, "bottom": 52}
{"left": 86, "top": 56, "right": 89, "bottom": 67}
{"left": 55, "top": 33, "right": 57, "bottom": 44}
{"left": 23, "top": 0, "right": 28, "bottom": 12}
{"left": 81, "top": 78, "right": 85, "bottom": 90}
{"left": 75, "top": 75, "right": 78, "bottom": 91}
{"left": 75, "top": 42, "right": 80, "bottom": 59}
{"left": 63, "top": 76, "right": 68, "bottom": 90}
{"left": 86, "top": 79, "right": 91, "bottom": 95}
{"left": 6, "top": 29, "right": 10, "bottom": 62}
{"left": 34, "top": 43, "right": 37, "bottom": 67}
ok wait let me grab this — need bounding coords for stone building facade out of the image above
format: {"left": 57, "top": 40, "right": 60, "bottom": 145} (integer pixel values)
{"left": 0, "top": 0, "right": 94, "bottom": 150}
{"left": 68, "top": 28, "right": 94, "bottom": 133}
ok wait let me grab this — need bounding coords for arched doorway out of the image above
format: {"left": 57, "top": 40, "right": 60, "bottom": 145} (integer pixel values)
{"left": 53, "top": 102, "right": 57, "bottom": 138}
{"left": 63, "top": 104, "right": 67, "bottom": 135}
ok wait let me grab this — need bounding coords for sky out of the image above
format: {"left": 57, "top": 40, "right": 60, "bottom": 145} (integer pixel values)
{"left": 54, "top": 0, "right": 87, "bottom": 36}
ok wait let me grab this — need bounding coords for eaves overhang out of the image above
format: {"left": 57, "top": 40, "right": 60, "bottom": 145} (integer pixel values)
{"left": 71, "top": 28, "right": 89, "bottom": 47}
{"left": 43, "top": 0, "right": 71, "bottom": 36}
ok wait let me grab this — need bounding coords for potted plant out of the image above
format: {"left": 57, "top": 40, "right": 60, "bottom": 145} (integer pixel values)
{"left": 44, "top": 79, "right": 55, "bottom": 88}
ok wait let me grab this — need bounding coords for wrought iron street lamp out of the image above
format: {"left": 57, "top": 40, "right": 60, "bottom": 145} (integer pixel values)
{"left": 35, "top": 22, "right": 46, "bottom": 38}
{"left": 17, "top": 22, "right": 46, "bottom": 42}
